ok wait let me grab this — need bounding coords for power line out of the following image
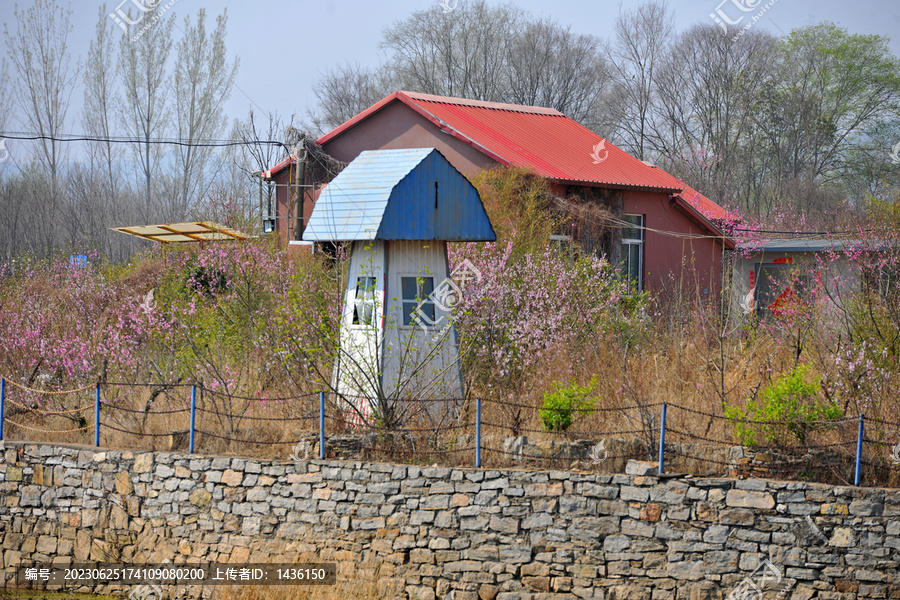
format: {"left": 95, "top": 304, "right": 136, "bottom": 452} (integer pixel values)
{"left": 729, "top": 227, "right": 872, "bottom": 236}
{"left": 0, "top": 131, "right": 287, "bottom": 151}
{"left": 0, "top": 131, "right": 876, "bottom": 243}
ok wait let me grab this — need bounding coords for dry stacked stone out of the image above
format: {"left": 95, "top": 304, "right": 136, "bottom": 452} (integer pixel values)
{"left": 0, "top": 442, "right": 897, "bottom": 599}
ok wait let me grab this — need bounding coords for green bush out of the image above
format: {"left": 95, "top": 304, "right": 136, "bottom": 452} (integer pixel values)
{"left": 540, "top": 376, "right": 597, "bottom": 432}
{"left": 725, "top": 365, "right": 844, "bottom": 446}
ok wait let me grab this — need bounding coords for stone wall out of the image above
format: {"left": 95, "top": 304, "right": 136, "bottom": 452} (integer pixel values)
{"left": 0, "top": 441, "right": 898, "bottom": 600}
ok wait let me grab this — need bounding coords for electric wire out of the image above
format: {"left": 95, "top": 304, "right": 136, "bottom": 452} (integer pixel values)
{"left": 0, "top": 131, "right": 286, "bottom": 151}
{"left": 0, "top": 131, "right": 883, "bottom": 245}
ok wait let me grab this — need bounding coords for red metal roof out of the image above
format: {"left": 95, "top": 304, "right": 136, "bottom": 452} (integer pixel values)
{"left": 312, "top": 91, "right": 732, "bottom": 229}
{"left": 319, "top": 91, "right": 686, "bottom": 192}
{"left": 262, "top": 154, "right": 297, "bottom": 179}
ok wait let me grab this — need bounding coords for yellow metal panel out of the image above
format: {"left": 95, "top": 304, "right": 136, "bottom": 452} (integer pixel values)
{"left": 113, "top": 221, "right": 248, "bottom": 244}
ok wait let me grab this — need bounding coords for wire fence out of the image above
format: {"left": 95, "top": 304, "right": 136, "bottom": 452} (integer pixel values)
{"left": 1, "top": 376, "right": 898, "bottom": 487}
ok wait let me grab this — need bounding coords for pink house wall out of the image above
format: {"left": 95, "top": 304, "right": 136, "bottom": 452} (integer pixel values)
{"left": 623, "top": 190, "right": 724, "bottom": 300}
{"left": 322, "top": 102, "right": 497, "bottom": 179}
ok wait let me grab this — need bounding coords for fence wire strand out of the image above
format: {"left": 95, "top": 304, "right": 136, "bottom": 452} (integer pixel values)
{"left": 102, "top": 403, "right": 190, "bottom": 415}
{"left": 5, "top": 418, "right": 92, "bottom": 434}
{"left": 0, "top": 381, "right": 896, "bottom": 486}
{"left": 5, "top": 395, "right": 94, "bottom": 416}
{"left": 1, "top": 377, "right": 94, "bottom": 395}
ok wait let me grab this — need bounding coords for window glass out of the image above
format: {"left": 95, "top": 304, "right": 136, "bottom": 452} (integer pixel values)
{"left": 621, "top": 214, "right": 644, "bottom": 291}
{"left": 401, "top": 276, "right": 435, "bottom": 326}
{"left": 622, "top": 214, "right": 643, "bottom": 241}
{"left": 352, "top": 276, "right": 376, "bottom": 325}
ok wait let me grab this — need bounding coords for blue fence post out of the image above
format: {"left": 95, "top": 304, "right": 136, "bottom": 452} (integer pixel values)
{"left": 189, "top": 385, "right": 197, "bottom": 454}
{"left": 94, "top": 384, "right": 101, "bottom": 447}
{"left": 0, "top": 377, "right": 5, "bottom": 441}
{"left": 854, "top": 413, "right": 864, "bottom": 486}
{"left": 658, "top": 403, "right": 667, "bottom": 476}
{"left": 476, "top": 398, "right": 482, "bottom": 468}
{"left": 319, "top": 391, "right": 325, "bottom": 460}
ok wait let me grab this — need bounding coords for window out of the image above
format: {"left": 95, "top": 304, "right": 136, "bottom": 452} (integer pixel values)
{"left": 352, "top": 277, "right": 377, "bottom": 326}
{"left": 621, "top": 214, "right": 644, "bottom": 291}
{"left": 401, "top": 276, "right": 435, "bottom": 327}
{"left": 549, "top": 234, "right": 574, "bottom": 262}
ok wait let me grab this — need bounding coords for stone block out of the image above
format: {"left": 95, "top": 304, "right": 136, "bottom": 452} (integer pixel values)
{"left": 523, "top": 576, "right": 550, "bottom": 592}
{"left": 725, "top": 490, "right": 775, "bottom": 510}
{"left": 133, "top": 453, "right": 153, "bottom": 473}
{"left": 221, "top": 469, "right": 243, "bottom": 487}
{"left": 621, "top": 486, "right": 650, "bottom": 502}
{"left": 499, "top": 545, "right": 531, "bottom": 564}
{"left": 626, "top": 460, "right": 657, "bottom": 476}
{"left": 828, "top": 527, "right": 855, "bottom": 547}
{"left": 603, "top": 535, "right": 631, "bottom": 553}
{"left": 406, "top": 585, "right": 436, "bottom": 600}
{"left": 849, "top": 500, "right": 883, "bottom": 516}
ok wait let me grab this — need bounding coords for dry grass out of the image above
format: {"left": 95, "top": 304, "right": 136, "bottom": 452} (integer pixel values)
{"left": 4, "top": 295, "right": 899, "bottom": 487}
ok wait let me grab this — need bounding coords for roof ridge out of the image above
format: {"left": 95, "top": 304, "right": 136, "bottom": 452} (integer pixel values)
{"left": 400, "top": 91, "right": 563, "bottom": 116}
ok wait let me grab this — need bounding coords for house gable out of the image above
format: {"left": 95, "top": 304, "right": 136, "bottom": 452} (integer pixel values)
{"left": 321, "top": 98, "right": 497, "bottom": 180}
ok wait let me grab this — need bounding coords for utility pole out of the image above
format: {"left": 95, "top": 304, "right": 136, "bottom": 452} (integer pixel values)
{"left": 293, "top": 140, "right": 307, "bottom": 242}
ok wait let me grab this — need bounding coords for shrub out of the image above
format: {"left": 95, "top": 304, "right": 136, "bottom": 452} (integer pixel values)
{"left": 539, "top": 376, "right": 598, "bottom": 432}
{"left": 725, "top": 365, "right": 844, "bottom": 446}
{"left": 186, "top": 265, "right": 228, "bottom": 297}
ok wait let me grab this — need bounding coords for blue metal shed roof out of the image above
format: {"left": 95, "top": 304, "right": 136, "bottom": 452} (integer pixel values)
{"left": 737, "top": 239, "right": 863, "bottom": 253}
{"left": 303, "top": 148, "right": 496, "bottom": 242}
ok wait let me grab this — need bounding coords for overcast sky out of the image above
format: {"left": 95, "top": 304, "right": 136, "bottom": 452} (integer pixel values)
{"left": 2, "top": 0, "right": 900, "bottom": 139}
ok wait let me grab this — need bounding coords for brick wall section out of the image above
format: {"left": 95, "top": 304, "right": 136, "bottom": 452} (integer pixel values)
{"left": 0, "top": 442, "right": 898, "bottom": 600}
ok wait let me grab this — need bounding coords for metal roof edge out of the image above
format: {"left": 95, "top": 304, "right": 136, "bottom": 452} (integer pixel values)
{"left": 735, "top": 239, "right": 883, "bottom": 253}
{"left": 261, "top": 154, "right": 297, "bottom": 179}
{"left": 551, "top": 177, "right": 681, "bottom": 193}
{"left": 669, "top": 195, "right": 735, "bottom": 249}
{"left": 400, "top": 91, "right": 565, "bottom": 116}
{"left": 317, "top": 91, "right": 407, "bottom": 146}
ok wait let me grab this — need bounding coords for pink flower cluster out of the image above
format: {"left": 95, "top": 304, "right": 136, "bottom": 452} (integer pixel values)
{"left": 449, "top": 240, "right": 641, "bottom": 395}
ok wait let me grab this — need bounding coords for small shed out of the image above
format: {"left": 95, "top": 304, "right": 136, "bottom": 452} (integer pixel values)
{"left": 303, "top": 148, "right": 495, "bottom": 422}
{"left": 731, "top": 239, "right": 867, "bottom": 319}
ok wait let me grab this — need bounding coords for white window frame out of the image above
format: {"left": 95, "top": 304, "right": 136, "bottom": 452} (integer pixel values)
{"left": 621, "top": 214, "right": 644, "bottom": 292}
{"left": 399, "top": 274, "right": 436, "bottom": 329}
{"left": 351, "top": 276, "right": 378, "bottom": 327}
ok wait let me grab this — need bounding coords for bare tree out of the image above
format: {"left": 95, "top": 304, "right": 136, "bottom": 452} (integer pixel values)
{"left": 194, "top": 112, "right": 289, "bottom": 231}
{"left": 311, "top": 2, "right": 613, "bottom": 135}
{"left": 505, "top": 18, "right": 612, "bottom": 131}
{"left": 171, "top": 8, "right": 238, "bottom": 219}
{"left": 607, "top": 1, "right": 673, "bottom": 160}
{"left": 0, "top": 60, "right": 18, "bottom": 260}
{"left": 307, "top": 63, "right": 393, "bottom": 134}
{"left": 654, "top": 25, "right": 777, "bottom": 212}
{"left": 118, "top": 9, "right": 175, "bottom": 223}
{"left": 234, "top": 109, "right": 288, "bottom": 177}
{"left": 0, "top": 58, "right": 12, "bottom": 170}
{"left": 83, "top": 4, "right": 119, "bottom": 188}
{"left": 381, "top": 0, "right": 519, "bottom": 101}
{"left": 3, "top": 0, "right": 79, "bottom": 253}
